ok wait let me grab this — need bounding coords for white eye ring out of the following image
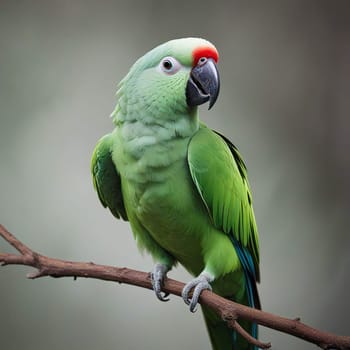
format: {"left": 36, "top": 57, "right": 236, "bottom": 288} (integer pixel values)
{"left": 159, "top": 56, "right": 182, "bottom": 75}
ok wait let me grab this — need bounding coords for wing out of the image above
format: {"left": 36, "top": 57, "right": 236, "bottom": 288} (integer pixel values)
{"left": 187, "top": 125, "right": 260, "bottom": 282}
{"left": 91, "top": 133, "right": 128, "bottom": 221}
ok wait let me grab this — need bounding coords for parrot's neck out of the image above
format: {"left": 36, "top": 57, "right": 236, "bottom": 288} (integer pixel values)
{"left": 114, "top": 112, "right": 199, "bottom": 184}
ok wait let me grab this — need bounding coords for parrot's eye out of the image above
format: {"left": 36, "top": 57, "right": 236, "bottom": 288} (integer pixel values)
{"left": 198, "top": 57, "right": 208, "bottom": 65}
{"left": 159, "top": 57, "right": 182, "bottom": 75}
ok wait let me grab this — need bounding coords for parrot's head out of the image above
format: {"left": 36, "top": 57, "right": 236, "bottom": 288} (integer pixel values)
{"left": 113, "top": 38, "right": 220, "bottom": 123}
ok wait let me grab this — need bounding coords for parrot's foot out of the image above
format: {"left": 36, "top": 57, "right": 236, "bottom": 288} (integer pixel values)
{"left": 182, "top": 272, "right": 213, "bottom": 313}
{"left": 151, "top": 263, "right": 170, "bottom": 302}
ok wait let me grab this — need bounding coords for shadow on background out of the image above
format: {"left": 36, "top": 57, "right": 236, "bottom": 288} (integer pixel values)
{"left": 0, "top": 1, "right": 349, "bottom": 349}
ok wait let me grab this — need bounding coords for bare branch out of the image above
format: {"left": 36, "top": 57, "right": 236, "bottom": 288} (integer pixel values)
{"left": 231, "top": 319, "right": 271, "bottom": 349}
{"left": 1, "top": 224, "right": 349, "bottom": 349}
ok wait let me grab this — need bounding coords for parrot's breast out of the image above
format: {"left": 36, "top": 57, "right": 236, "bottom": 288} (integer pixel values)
{"left": 130, "top": 159, "right": 210, "bottom": 275}
{"left": 114, "top": 119, "right": 211, "bottom": 275}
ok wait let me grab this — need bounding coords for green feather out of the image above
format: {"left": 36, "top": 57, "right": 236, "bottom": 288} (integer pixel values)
{"left": 188, "top": 125, "right": 259, "bottom": 281}
{"left": 92, "top": 37, "right": 260, "bottom": 350}
{"left": 91, "top": 133, "right": 127, "bottom": 220}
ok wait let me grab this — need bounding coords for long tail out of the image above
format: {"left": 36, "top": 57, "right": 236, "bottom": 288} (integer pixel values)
{"left": 234, "top": 239, "right": 261, "bottom": 344}
{"left": 202, "top": 279, "right": 260, "bottom": 350}
{"left": 203, "top": 242, "right": 260, "bottom": 350}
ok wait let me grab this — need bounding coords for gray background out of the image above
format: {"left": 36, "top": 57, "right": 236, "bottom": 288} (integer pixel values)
{"left": 1, "top": 1, "right": 349, "bottom": 349}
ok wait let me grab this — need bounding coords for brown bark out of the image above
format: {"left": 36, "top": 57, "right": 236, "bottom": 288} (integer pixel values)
{"left": 1, "top": 224, "right": 349, "bottom": 349}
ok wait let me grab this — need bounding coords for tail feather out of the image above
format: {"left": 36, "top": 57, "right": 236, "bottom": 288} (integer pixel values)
{"left": 232, "top": 237, "right": 261, "bottom": 342}
{"left": 202, "top": 305, "right": 235, "bottom": 350}
{"left": 202, "top": 284, "right": 259, "bottom": 350}
{"left": 203, "top": 238, "right": 260, "bottom": 350}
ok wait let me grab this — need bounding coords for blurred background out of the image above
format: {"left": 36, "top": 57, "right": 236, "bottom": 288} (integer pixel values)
{"left": 1, "top": 0, "right": 349, "bottom": 349}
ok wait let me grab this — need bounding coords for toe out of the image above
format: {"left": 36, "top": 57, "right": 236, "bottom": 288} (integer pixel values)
{"left": 151, "top": 263, "right": 170, "bottom": 302}
{"left": 181, "top": 273, "right": 213, "bottom": 312}
{"left": 181, "top": 278, "right": 198, "bottom": 305}
{"left": 189, "top": 280, "right": 212, "bottom": 312}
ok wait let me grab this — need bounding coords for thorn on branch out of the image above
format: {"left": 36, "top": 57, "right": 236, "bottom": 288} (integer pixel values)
{"left": 291, "top": 317, "right": 301, "bottom": 330}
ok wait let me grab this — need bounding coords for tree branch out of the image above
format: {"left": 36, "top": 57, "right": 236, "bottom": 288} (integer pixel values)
{"left": 0, "top": 224, "right": 349, "bottom": 349}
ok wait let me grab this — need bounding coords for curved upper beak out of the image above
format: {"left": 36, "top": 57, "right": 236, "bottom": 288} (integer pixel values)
{"left": 186, "top": 58, "right": 220, "bottom": 110}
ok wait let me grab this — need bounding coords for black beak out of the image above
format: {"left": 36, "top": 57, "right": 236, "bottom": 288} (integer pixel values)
{"left": 186, "top": 58, "right": 220, "bottom": 110}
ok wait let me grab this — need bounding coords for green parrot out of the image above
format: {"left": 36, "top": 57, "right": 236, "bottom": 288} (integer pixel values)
{"left": 91, "top": 37, "right": 260, "bottom": 350}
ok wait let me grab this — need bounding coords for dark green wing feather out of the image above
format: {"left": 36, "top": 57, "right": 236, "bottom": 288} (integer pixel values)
{"left": 91, "top": 133, "right": 128, "bottom": 221}
{"left": 187, "top": 125, "right": 259, "bottom": 281}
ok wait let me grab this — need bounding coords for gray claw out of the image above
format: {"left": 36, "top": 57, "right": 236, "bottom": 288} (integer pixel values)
{"left": 151, "top": 263, "right": 170, "bottom": 302}
{"left": 182, "top": 273, "right": 213, "bottom": 312}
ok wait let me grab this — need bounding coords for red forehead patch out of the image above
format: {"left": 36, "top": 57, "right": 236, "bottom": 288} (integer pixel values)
{"left": 192, "top": 46, "right": 219, "bottom": 66}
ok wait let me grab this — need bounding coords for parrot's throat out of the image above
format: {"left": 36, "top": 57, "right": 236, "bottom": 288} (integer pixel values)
{"left": 117, "top": 116, "right": 198, "bottom": 184}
